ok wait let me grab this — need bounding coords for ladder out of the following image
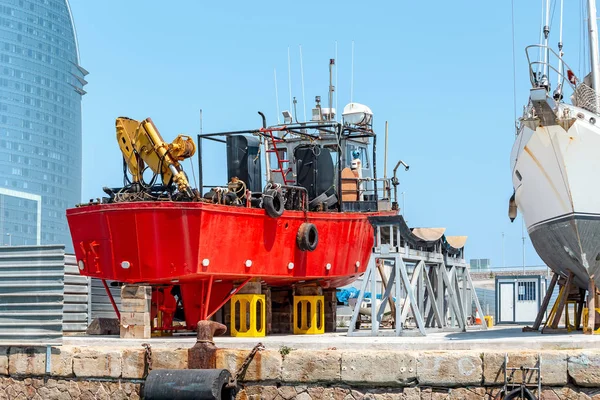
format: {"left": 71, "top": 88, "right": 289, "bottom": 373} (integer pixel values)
{"left": 501, "top": 353, "right": 541, "bottom": 400}
{"left": 262, "top": 128, "right": 294, "bottom": 185}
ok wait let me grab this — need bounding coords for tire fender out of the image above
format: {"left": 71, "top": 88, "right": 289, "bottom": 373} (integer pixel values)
{"left": 263, "top": 190, "right": 284, "bottom": 218}
{"left": 297, "top": 222, "right": 318, "bottom": 251}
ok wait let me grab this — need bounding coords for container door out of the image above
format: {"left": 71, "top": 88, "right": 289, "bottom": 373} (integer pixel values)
{"left": 499, "top": 283, "right": 515, "bottom": 323}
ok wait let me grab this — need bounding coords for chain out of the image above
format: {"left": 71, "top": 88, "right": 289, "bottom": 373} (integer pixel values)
{"left": 142, "top": 343, "right": 153, "bottom": 379}
{"left": 234, "top": 342, "right": 265, "bottom": 383}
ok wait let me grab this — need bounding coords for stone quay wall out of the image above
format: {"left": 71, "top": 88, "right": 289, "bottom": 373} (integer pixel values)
{"left": 1, "top": 346, "right": 600, "bottom": 398}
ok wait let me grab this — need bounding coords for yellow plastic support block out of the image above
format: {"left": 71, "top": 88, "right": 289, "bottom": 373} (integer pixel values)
{"left": 293, "top": 295, "right": 325, "bottom": 334}
{"left": 230, "top": 294, "right": 266, "bottom": 337}
{"left": 583, "top": 308, "right": 600, "bottom": 334}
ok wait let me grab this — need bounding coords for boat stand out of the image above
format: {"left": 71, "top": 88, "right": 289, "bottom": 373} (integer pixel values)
{"left": 524, "top": 271, "right": 589, "bottom": 334}
{"left": 347, "top": 225, "right": 486, "bottom": 336}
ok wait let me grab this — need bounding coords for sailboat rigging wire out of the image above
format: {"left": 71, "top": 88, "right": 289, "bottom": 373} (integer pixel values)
{"left": 288, "top": 47, "right": 293, "bottom": 113}
{"left": 274, "top": 68, "right": 281, "bottom": 124}
{"left": 511, "top": 0, "right": 518, "bottom": 131}
{"left": 351, "top": 41, "right": 354, "bottom": 103}
{"left": 299, "top": 45, "right": 307, "bottom": 122}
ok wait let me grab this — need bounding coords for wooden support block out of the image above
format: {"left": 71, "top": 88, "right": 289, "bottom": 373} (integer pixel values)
{"left": 120, "top": 324, "right": 150, "bottom": 339}
{"left": 121, "top": 312, "right": 151, "bottom": 326}
{"left": 121, "top": 285, "right": 152, "bottom": 299}
{"left": 295, "top": 285, "right": 323, "bottom": 296}
{"left": 237, "top": 281, "right": 262, "bottom": 294}
{"left": 121, "top": 298, "right": 152, "bottom": 312}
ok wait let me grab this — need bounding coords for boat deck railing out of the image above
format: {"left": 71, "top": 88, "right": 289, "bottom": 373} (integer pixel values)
{"left": 525, "top": 44, "right": 600, "bottom": 114}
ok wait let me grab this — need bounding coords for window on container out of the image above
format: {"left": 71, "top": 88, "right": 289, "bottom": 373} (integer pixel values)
{"left": 517, "top": 281, "right": 536, "bottom": 301}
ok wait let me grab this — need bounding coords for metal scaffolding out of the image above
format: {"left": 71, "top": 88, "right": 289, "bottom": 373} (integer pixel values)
{"left": 347, "top": 223, "right": 487, "bottom": 336}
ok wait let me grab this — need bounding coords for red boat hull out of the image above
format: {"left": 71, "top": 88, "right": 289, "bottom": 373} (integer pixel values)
{"left": 67, "top": 202, "right": 390, "bottom": 286}
{"left": 67, "top": 202, "right": 391, "bottom": 326}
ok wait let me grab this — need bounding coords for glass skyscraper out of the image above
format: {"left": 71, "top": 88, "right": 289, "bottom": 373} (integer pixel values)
{"left": 0, "top": 0, "right": 85, "bottom": 249}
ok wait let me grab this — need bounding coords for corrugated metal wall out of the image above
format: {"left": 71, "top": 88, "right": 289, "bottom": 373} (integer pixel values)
{"left": 0, "top": 246, "right": 64, "bottom": 345}
{"left": 91, "top": 278, "right": 121, "bottom": 320}
{"left": 63, "top": 255, "right": 91, "bottom": 333}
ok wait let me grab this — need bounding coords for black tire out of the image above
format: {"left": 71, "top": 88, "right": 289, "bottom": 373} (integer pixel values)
{"left": 502, "top": 387, "right": 536, "bottom": 400}
{"left": 297, "top": 222, "right": 318, "bottom": 251}
{"left": 263, "top": 190, "right": 284, "bottom": 218}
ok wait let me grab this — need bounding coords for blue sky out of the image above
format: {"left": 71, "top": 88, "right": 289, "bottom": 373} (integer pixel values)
{"left": 69, "top": 0, "right": 591, "bottom": 268}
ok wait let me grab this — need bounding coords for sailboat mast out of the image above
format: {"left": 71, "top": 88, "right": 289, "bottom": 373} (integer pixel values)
{"left": 543, "top": 0, "right": 550, "bottom": 77}
{"left": 588, "top": 0, "right": 600, "bottom": 93}
{"left": 557, "top": 0, "right": 564, "bottom": 85}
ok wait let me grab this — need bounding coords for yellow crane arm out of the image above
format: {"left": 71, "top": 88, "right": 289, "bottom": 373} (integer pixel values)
{"left": 116, "top": 117, "right": 196, "bottom": 197}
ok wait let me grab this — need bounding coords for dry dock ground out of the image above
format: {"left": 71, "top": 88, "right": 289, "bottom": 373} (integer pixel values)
{"left": 5, "top": 326, "right": 600, "bottom": 399}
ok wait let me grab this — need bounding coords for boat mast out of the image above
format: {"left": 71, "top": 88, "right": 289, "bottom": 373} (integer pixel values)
{"left": 588, "top": 0, "right": 600, "bottom": 93}
{"left": 542, "top": 0, "right": 550, "bottom": 78}
{"left": 557, "top": 0, "right": 564, "bottom": 85}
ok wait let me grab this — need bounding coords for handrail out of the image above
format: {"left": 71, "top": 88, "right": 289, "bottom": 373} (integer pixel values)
{"left": 525, "top": 44, "right": 578, "bottom": 92}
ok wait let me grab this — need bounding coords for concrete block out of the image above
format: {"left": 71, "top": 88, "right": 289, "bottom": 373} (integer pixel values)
{"left": 121, "top": 298, "right": 151, "bottom": 312}
{"left": 121, "top": 285, "right": 151, "bottom": 299}
{"left": 568, "top": 351, "right": 600, "bottom": 387}
{"left": 122, "top": 349, "right": 145, "bottom": 379}
{"left": 341, "top": 350, "right": 417, "bottom": 386}
{"left": 8, "top": 347, "right": 46, "bottom": 376}
{"left": 73, "top": 348, "right": 122, "bottom": 378}
{"left": 151, "top": 348, "right": 188, "bottom": 370}
{"left": 282, "top": 350, "right": 340, "bottom": 382}
{"left": 417, "top": 351, "right": 482, "bottom": 387}
{"left": 86, "top": 318, "right": 120, "bottom": 335}
{"left": 120, "top": 312, "right": 151, "bottom": 327}
{"left": 50, "top": 346, "right": 76, "bottom": 377}
{"left": 483, "top": 351, "right": 566, "bottom": 386}
{"left": 120, "top": 324, "right": 150, "bottom": 339}
{"left": 216, "top": 349, "right": 282, "bottom": 381}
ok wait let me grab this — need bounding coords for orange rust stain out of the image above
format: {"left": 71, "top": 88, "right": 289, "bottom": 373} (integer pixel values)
{"left": 523, "top": 145, "right": 569, "bottom": 212}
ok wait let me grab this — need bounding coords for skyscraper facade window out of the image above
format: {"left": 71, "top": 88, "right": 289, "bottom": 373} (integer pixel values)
{"left": 0, "top": 0, "right": 86, "bottom": 249}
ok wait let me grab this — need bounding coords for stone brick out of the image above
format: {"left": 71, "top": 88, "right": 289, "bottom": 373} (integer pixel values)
{"left": 416, "top": 351, "right": 482, "bottom": 387}
{"left": 120, "top": 312, "right": 150, "bottom": 326}
{"left": 49, "top": 346, "right": 75, "bottom": 377}
{"left": 151, "top": 348, "right": 187, "bottom": 370}
{"left": 8, "top": 347, "right": 46, "bottom": 376}
{"left": 0, "top": 348, "right": 8, "bottom": 376}
{"left": 448, "top": 387, "right": 487, "bottom": 400}
{"left": 215, "top": 349, "right": 282, "bottom": 381}
{"left": 402, "top": 387, "right": 420, "bottom": 400}
{"left": 341, "top": 350, "right": 417, "bottom": 386}
{"left": 281, "top": 350, "right": 341, "bottom": 383}
{"left": 121, "top": 349, "right": 145, "bottom": 379}
{"left": 569, "top": 351, "right": 600, "bottom": 387}
{"left": 484, "top": 351, "right": 566, "bottom": 386}
{"left": 120, "top": 324, "right": 150, "bottom": 339}
{"left": 72, "top": 348, "right": 122, "bottom": 378}
{"left": 120, "top": 298, "right": 151, "bottom": 313}
{"left": 121, "top": 285, "right": 151, "bottom": 299}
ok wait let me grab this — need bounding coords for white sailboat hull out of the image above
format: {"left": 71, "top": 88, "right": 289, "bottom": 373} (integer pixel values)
{"left": 511, "top": 104, "right": 600, "bottom": 289}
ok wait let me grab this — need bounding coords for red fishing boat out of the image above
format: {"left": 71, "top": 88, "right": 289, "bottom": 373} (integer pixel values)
{"left": 67, "top": 64, "right": 460, "bottom": 331}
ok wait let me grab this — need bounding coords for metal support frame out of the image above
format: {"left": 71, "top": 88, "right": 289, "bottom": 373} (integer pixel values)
{"left": 348, "top": 224, "right": 486, "bottom": 336}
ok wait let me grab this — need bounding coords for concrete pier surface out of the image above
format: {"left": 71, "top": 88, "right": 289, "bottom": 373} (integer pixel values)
{"left": 64, "top": 325, "right": 600, "bottom": 351}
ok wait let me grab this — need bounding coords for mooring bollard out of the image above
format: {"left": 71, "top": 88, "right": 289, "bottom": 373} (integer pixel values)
{"left": 188, "top": 320, "right": 227, "bottom": 369}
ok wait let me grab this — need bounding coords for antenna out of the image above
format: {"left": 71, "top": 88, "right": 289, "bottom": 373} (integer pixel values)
{"left": 299, "top": 45, "right": 307, "bottom": 122}
{"left": 328, "top": 59, "right": 335, "bottom": 121}
{"left": 274, "top": 68, "right": 281, "bottom": 124}
{"left": 351, "top": 41, "right": 354, "bottom": 103}
{"left": 287, "top": 47, "right": 293, "bottom": 113}
{"left": 335, "top": 41, "right": 338, "bottom": 121}
{"left": 200, "top": 108, "right": 203, "bottom": 135}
